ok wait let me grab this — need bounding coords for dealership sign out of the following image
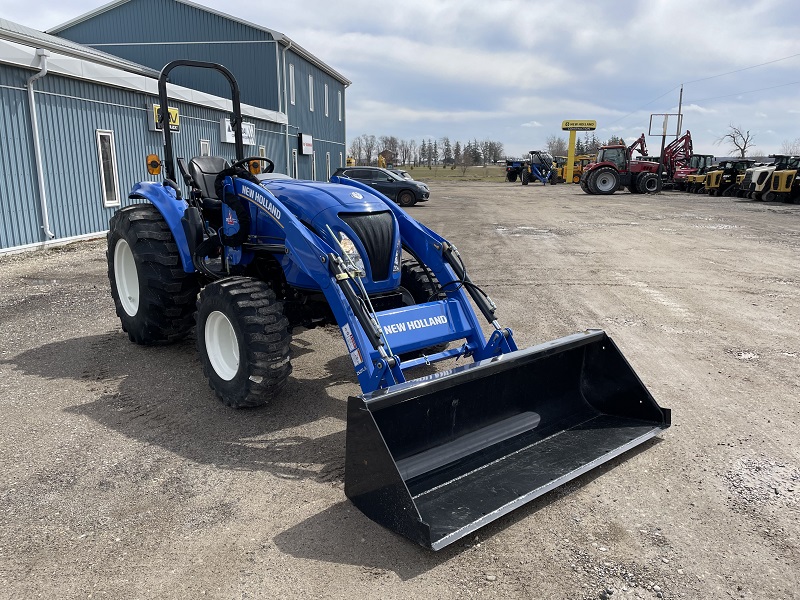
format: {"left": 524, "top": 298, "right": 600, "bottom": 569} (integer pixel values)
{"left": 299, "top": 133, "right": 313, "bottom": 155}
{"left": 220, "top": 118, "right": 256, "bottom": 145}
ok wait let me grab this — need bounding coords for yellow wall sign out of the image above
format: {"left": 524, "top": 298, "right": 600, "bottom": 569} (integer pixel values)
{"left": 561, "top": 120, "right": 596, "bottom": 131}
{"left": 152, "top": 104, "right": 180, "bottom": 132}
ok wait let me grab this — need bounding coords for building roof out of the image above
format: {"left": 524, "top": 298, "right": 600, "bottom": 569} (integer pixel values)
{"left": 0, "top": 17, "right": 159, "bottom": 77}
{"left": 46, "top": 0, "right": 351, "bottom": 86}
{"left": 0, "top": 17, "right": 287, "bottom": 125}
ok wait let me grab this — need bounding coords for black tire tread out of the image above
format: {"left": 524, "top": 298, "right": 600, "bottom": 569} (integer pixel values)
{"left": 197, "top": 277, "right": 291, "bottom": 408}
{"left": 107, "top": 204, "right": 199, "bottom": 345}
{"left": 400, "top": 260, "right": 448, "bottom": 355}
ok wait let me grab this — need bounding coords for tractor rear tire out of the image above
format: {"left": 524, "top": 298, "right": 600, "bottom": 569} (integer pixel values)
{"left": 506, "top": 173, "right": 517, "bottom": 183}
{"left": 196, "top": 277, "right": 291, "bottom": 408}
{"left": 107, "top": 204, "right": 199, "bottom": 345}
{"left": 590, "top": 167, "right": 619, "bottom": 195}
{"left": 637, "top": 172, "right": 661, "bottom": 194}
{"left": 580, "top": 177, "right": 591, "bottom": 194}
{"left": 521, "top": 170, "right": 530, "bottom": 185}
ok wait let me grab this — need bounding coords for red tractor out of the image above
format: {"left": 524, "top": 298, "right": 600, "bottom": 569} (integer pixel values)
{"left": 581, "top": 131, "right": 694, "bottom": 195}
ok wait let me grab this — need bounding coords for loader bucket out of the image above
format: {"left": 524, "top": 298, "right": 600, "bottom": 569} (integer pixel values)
{"left": 344, "top": 330, "right": 670, "bottom": 550}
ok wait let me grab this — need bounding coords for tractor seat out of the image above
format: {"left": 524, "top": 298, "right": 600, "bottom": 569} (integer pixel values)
{"left": 188, "top": 156, "right": 230, "bottom": 213}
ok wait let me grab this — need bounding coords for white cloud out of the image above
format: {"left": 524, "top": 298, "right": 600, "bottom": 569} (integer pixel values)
{"left": 2, "top": 0, "right": 798, "bottom": 155}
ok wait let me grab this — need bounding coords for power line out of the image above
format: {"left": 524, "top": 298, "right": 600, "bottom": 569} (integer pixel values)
{"left": 683, "top": 53, "right": 800, "bottom": 84}
{"left": 684, "top": 80, "right": 800, "bottom": 104}
{"left": 607, "top": 52, "right": 800, "bottom": 126}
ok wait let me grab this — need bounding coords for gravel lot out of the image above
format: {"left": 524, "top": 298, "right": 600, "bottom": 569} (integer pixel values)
{"left": 1, "top": 182, "right": 798, "bottom": 599}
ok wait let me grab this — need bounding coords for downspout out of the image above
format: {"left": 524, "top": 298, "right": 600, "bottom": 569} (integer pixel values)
{"left": 27, "top": 48, "right": 55, "bottom": 240}
{"left": 281, "top": 39, "right": 293, "bottom": 176}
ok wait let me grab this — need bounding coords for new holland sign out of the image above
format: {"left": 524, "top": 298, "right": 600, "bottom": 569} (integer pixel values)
{"left": 150, "top": 104, "right": 180, "bottom": 132}
{"left": 561, "top": 120, "right": 596, "bottom": 131}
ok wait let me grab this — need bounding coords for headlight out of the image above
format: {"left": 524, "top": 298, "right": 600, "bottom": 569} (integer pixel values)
{"left": 393, "top": 243, "right": 401, "bottom": 273}
{"left": 338, "top": 232, "right": 365, "bottom": 275}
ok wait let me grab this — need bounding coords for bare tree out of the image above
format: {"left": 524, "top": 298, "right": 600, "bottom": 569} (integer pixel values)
{"left": 716, "top": 125, "right": 755, "bottom": 157}
{"left": 361, "top": 134, "right": 377, "bottom": 165}
{"left": 349, "top": 137, "right": 363, "bottom": 164}
{"left": 409, "top": 139, "right": 417, "bottom": 166}
{"left": 780, "top": 138, "right": 800, "bottom": 155}
{"left": 545, "top": 135, "right": 567, "bottom": 157}
{"left": 460, "top": 144, "right": 473, "bottom": 175}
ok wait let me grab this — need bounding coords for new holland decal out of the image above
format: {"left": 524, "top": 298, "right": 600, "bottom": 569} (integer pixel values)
{"left": 239, "top": 185, "right": 283, "bottom": 227}
{"left": 381, "top": 315, "right": 448, "bottom": 336}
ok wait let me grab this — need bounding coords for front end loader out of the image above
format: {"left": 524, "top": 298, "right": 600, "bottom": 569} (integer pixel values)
{"left": 107, "top": 60, "right": 670, "bottom": 551}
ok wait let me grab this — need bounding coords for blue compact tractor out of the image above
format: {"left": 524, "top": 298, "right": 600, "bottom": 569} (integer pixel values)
{"left": 107, "top": 61, "right": 670, "bottom": 551}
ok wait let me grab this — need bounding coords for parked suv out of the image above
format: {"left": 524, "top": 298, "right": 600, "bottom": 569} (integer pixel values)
{"left": 332, "top": 166, "right": 429, "bottom": 206}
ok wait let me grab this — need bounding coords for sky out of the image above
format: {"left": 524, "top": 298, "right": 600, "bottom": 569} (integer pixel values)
{"left": 3, "top": 0, "right": 799, "bottom": 158}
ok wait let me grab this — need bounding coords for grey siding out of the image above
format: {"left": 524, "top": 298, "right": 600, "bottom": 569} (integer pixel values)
{"left": 0, "top": 67, "right": 40, "bottom": 249}
{"left": 1, "top": 66, "right": 286, "bottom": 250}
{"left": 53, "top": 0, "right": 347, "bottom": 182}
{"left": 53, "top": 0, "right": 281, "bottom": 110}
{"left": 282, "top": 48, "right": 347, "bottom": 180}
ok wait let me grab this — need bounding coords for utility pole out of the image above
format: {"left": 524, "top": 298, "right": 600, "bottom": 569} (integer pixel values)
{"left": 676, "top": 84, "right": 684, "bottom": 136}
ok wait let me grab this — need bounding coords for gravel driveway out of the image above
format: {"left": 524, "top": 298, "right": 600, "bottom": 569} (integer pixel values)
{"left": 1, "top": 182, "right": 798, "bottom": 599}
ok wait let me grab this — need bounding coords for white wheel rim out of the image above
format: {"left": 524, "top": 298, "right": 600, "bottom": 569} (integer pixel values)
{"left": 205, "top": 310, "right": 239, "bottom": 381}
{"left": 596, "top": 175, "right": 615, "bottom": 192}
{"left": 114, "top": 238, "right": 139, "bottom": 316}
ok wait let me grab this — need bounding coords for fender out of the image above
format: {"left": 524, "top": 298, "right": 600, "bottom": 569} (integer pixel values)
{"left": 129, "top": 181, "right": 194, "bottom": 273}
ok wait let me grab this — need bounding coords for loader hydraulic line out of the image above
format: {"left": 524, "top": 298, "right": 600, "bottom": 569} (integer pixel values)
{"left": 328, "top": 253, "right": 385, "bottom": 351}
{"left": 441, "top": 242, "right": 497, "bottom": 323}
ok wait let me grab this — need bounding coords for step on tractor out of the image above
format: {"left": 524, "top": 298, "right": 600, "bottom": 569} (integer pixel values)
{"left": 764, "top": 156, "right": 800, "bottom": 203}
{"left": 107, "top": 60, "right": 670, "bottom": 551}
{"left": 703, "top": 159, "right": 756, "bottom": 196}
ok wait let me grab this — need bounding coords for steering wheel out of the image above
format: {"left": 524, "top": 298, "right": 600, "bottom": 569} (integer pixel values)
{"left": 230, "top": 156, "right": 275, "bottom": 174}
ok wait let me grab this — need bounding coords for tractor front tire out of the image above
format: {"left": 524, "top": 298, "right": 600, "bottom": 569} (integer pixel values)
{"left": 107, "top": 204, "right": 199, "bottom": 345}
{"left": 506, "top": 173, "right": 517, "bottom": 183}
{"left": 521, "top": 170, "right": 530, "bottom": 185}
{"left": 637, "top": 172, "right": 661, "bottom": 194}
{"left": 196, "top": 277, "right": 291, "bottom": 409}
{"left": 590, "top": 167, "right": 619, "bottom": 195}
{"left": 400, "top": 260, "right": 448, "bottom": 355}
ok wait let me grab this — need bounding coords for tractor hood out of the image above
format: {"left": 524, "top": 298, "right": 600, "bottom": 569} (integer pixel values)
{"left": 261, "top": 179, "right": 388, "bottom": 223}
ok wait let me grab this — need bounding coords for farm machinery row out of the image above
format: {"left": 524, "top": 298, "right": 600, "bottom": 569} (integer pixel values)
{"left": 684, "top": 155, "right": 800, "bottom": 202}
{"left": 106, "top": 60, "right": 670, "bottom": 551}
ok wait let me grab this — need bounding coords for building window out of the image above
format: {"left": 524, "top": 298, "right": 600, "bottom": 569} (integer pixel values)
{"left": 96, "top": 129, "right": 120, "bottom": 207}
{"left": 338, "top": 90, "right": 342, "bottom": 122}
{"left": 326, "top": 152, "right": 331, "bottom": 180}
{"left": 200, "top": 139, "right": 211, "bottom": 156}
{"left": 259, "top": 145, "right": 266, "bottom": 158}
{"left": 339, "top": 152, "right": 343, "bottom": 168}
{"left": 289, "top": 64, "right": 295, "bottom": 105}
{"left": 324, "top": 84, "right": 329, "bottom": 117}
{"left": 312, "top": 151, "right": 317, "bottom": 180}
{"left": 292, "top": 149, "right": 298, "bottom": 178}
{"left": 309, "top": 75, "right": 314, "bottom": 112}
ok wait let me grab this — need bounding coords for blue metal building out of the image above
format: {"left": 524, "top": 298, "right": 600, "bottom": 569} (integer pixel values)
{"left": 47, "top": 0, "right": 350, "bottom": 183}
{"left": 0, "top": 4, "right": 350, "bottom": 253}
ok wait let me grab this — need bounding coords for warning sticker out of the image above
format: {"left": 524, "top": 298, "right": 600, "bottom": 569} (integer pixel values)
{"left": 341, "top": 324, "right": 357, "bottom": 352}
{"left": 349, "top": 348, "right": 363, "bottom": 367}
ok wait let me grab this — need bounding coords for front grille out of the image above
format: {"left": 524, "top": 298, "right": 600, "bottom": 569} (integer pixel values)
{"left": 340, "top": 211, "right": 394, "bottom": 281}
